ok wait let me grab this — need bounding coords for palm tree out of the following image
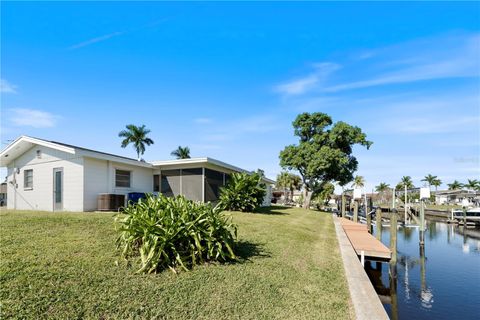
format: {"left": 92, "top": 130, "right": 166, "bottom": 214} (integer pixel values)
{"left": 352, "top": 175, "right": 365, "bottom": 188}
{"left": 447, "top": 180, "right": 463, "bottom": 190}
{"left": 276, "top": 172, "right": 290, "bottom": 203}
{"left": 431, "top": 178, "right": 442, "bottom": 192}
{"left": 464, "top": 179, "right": 480, "bottom": 191}
{"left": 287, "top": 174, "right": 302, "bottom": 201}
{"left": 171, "top": 146, "right": 191, "bottom": 159}
{"left": 397, "top": 176, "right": 414, "bottom": 190}
{"left": 375, "top": 182, "right": 390, "bottom": 193}
{"left": 421, "top": 174, "right": 438, "bottom": 190}
{"left": 118, "top": 124, "right": 154, "bottom": 160}
{"left": 375, "top": 182, "right": 390, "bottom": 204}
{"left": 276, "top": 172, "right": 301, "bottom": 203}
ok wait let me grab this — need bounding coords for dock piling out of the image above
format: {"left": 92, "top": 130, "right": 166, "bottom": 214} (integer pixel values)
{"left": 419, "top": 200, "right": 425, "bottom": 245}
{"left": 390, "top": 209, "right": 398, "bottom": 265}
{"left": 375, "top": 207, "right": 382, "bottom": 241}
{"left": 367, "top": 210, "right": 372, "bottom": 234}
{"left": 353, "top": 201, "right": 358, "bottom": 223}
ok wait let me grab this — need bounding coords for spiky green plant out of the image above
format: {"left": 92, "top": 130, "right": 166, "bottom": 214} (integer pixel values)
{"left": 219, "top": 172, "right": 267, "bottom": 212}
{"left": 115, "top": 194, "right": 237, "bottom": 273}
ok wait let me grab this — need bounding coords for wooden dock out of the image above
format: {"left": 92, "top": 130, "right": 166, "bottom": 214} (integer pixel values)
{"left": 339, "top": 218, "right": 391, "bottom": 261}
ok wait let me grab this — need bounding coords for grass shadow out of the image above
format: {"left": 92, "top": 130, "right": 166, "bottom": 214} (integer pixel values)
{"left": 254, "top": 205, "right": 291, "bottom": 215}
{"left": 233, "top": 240, "right": 270, "bottom": 263}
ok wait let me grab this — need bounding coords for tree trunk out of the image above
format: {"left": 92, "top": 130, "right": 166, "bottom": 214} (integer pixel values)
{"left": 303, "top": 189, "right": 313, "bottom": 209}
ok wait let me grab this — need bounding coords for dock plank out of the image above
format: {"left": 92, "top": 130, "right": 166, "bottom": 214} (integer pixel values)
{"left": 339, "top": 218, "right": 391, "bottom": 260}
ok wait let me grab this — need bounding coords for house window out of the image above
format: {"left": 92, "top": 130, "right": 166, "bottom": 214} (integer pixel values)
{"left": 24, "top": 169, "right": 33, "bottom": 189}
{"left": 115, "top": 169, "right": 131, "bottom": 188}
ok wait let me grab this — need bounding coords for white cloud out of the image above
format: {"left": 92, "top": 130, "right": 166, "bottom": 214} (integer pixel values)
{"left": 68, "top": 31, "right": 124, "bottom": 50}
{"left": 275, "top": 74, "right": 319, "bottom": 96}
{"left": 9, "top": 108, "right": 60, "bottom": 128}
{"left": 1, "top": 79, "right": 17, "bottom": 93}
{"left": 194, "top": 117, "right": 212, "bottom": 124}
{"left": 274, "top": 62, "right": 341, "bottom": 96}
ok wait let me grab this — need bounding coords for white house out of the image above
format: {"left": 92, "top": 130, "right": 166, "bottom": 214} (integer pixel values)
{"left": 435, "top": 189, "right": 480, "bottom": 207}
{"left": 0, "top": 136, "right": 274, "bottom": 212}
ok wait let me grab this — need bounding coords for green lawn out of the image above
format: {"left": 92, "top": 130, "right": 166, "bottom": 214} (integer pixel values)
{"left": 0, "top": 207, "right": 352, "bottom": 319}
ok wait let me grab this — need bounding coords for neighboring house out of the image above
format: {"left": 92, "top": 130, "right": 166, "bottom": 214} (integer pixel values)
{"left": 0, "top": 136, "right": 275, "bottom": 212}
{"left": 0, "top": 182, "right": 6, "bottom": 206}
{"left": 435, "top": 190, "right": 480, "bottom": 206}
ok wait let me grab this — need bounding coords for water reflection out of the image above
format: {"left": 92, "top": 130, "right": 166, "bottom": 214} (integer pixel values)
{"left": 366, "top": 220, "right": 480, "bottom": 319}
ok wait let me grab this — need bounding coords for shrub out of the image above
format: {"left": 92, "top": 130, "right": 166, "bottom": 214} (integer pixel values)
{"left": 115, "top": 194, "right": 237, "bottom": 273}
{"left": 219, "top": 172, "right": 267, "bottom": 212}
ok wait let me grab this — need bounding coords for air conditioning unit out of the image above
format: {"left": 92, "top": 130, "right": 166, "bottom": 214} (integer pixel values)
{"left": 97, "top": 194, "right": 125, "bottom": 211}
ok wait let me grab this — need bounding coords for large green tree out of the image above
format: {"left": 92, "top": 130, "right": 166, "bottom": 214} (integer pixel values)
{"left": 279, "top": 112, "right": 372, "bottom": 209}
{"left": 171, "top": 146, "right": 191, "bottom": 159}
{"left": 118, "top": 124, "right": 154, "bottom": 160}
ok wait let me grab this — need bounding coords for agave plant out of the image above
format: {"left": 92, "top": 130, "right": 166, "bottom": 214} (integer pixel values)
{"left": 116, "top": 194, "right": 237, "bottom": 273}
{"left": 219, "top": 172, "right": 267, "bottom": 212}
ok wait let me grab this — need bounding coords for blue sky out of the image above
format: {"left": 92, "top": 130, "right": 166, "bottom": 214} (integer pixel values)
{"left": 1, "top": 2, "right": 479, "bottom": 192}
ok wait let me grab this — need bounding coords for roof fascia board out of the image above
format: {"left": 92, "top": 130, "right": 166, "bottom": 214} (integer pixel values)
{"left": 0, "top": 135, "right": 75, "bottom": 157}
{"left": 79, "top": 149, "right": 153, "bottom": 168}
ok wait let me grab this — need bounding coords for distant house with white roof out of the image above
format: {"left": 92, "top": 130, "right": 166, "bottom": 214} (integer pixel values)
{"left": 435, "top": 189, "right": 480, "bottom": 207}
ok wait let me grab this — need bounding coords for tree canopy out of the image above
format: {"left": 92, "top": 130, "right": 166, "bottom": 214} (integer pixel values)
{"left": 276, "top": 171, "right": 302, "bottom": 203}
{"left": 279, "top": 112, "right": 372, "bottom": 208}
{"left": 375, "top": 182, "right": 390, "bottom": 193}
{"left": 171, "top": 146, "right": 191, "bottom": 159}
{"left": 352, "top": 175, "right": 365, "bottom": 189}
{"left": 464, "top": 179, "right": 480, "bottom": 191}
{"left": 396, "top": 176, "right": 414, "bottom": 190}
{"left": 421, "top": 174, "right": 438, "bottom": 190}
{"left": 118, "top": 124, "right": 154, "bottom": 160}
{"left": 447, "top": 180, "right": 463, "bottom": 190}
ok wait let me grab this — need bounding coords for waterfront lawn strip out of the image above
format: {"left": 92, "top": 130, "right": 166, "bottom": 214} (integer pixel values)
{"left": 0, "top": 207, "right": 351, "bottom": 319}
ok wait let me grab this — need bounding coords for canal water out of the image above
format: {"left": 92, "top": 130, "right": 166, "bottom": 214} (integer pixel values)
{"left": 366, "top": 219, "right": 480, "bottom": 319}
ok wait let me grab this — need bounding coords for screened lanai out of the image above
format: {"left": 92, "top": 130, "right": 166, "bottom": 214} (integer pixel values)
{"left": 151, "top": 157, "right": 275, "bottom": 204}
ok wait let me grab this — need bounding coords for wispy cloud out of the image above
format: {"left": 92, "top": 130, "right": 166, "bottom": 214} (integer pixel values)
{"left": 68, "top": 31, "right": 125, "bottom": 50}
{"left": 1, "top": 79, "right": 17, "bottom": 93}
{"left": 393, "top": 116, "right": 480, "bottom": 134}
{"left": 194, "top": 117, "right": 212, "bottom": 124}
{"left": 9, "top": 108, "right": 60, "bottom": 128}
{"left": 274, "top": 62, "right": 340, "bottom": 96}
{"left": 276, "top": 33, "right": 480, "bottom": 95}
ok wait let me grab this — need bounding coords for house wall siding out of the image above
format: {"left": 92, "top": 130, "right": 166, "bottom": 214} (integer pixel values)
{"left": 83, "top": 157, "right": 154, "bottom": 211}
{"left": 6, "top": 145, "right": 84, "bottom": 211}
